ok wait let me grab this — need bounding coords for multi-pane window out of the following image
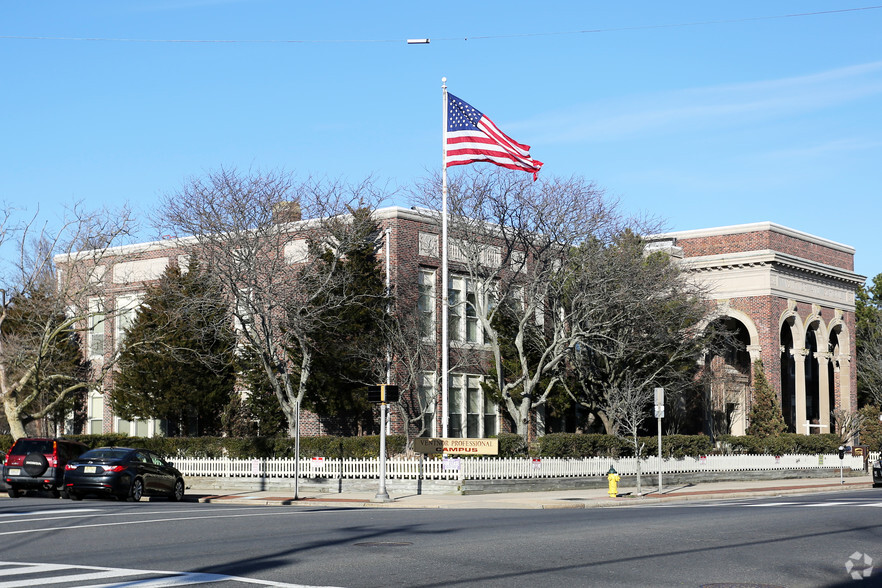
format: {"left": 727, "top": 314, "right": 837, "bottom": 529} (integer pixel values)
{"left": 418, "top": 269, "right": 435, "bottom": 340}
{"left": 448, "top": 276, "right": 484, "bottom": 344}
{"left": 87, "top": 298, "right": 105, "bottom": 357}
{"left": 117, "top": 417, "right": 149, "bottom": 437}
{"left": 88, "top": 393, "right": 104, "bottom": 434}
{"left": 448, "top": 374, "right": 498, "bottom": 438}
{"left": 115, "top": 294, "right": 142, "bottom": 350}
{"left": 417, "top": 372, "right": 436, "bottom": 437}
{"left": 448, "top": 278, "right": 463, "bottom": 342}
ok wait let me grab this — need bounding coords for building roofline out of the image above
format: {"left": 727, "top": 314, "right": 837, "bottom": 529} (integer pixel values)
{"left": 650, "top": 222, "right": 856, "bottom": 255}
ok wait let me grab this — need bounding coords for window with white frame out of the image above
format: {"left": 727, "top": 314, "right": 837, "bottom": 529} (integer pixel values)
{"left": 448, "top": 276, "right": 484, "bottom": 344}
{"left": 87, "top": 298, "right": 105, "bottom": 358}
{"left": 116, "top": 416, "right": 150, "bottom": 437}
{"left": 448, "top": 373, "right": 498, "bottom": 438}
{"left": 418, "top": 269, "right": 435, "bottom": 340}
{"left": 233, "top": 288, "right": 254, "bottom": 335}
{"left": 115, "top": 293, "right": 143, "bottom": 350}
{"left": 417, "top": 372, "right": 436, "bottom": 437}
{"left": 88, "top": 392, "right": 104, "bottom": 434}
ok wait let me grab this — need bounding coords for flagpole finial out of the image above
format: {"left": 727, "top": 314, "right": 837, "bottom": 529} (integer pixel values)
{"left": 442, "top": 76, "right": 447, "bottom": 88}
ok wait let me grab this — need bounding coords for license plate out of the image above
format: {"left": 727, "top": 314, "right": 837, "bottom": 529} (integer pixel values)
{"left": 84, "top": 466, "right": 97, "bottom": 474}
{"left": 8, "top": 468, "right": 20, "bottom": 476}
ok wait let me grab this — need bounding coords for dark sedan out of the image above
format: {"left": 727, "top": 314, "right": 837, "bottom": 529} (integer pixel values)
{"left": 63, "top": 447, "right": 185, "bottom": 502}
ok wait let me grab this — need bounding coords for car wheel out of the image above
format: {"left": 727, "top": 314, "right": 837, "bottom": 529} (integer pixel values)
{"left": 69, "top": 491, "right": 83, "bottom": 501}
{"left": 48, "top": 487, "right": 61, "bottom": 498}
{"left": 127, "top": 478, "right": 144, "bottom": 502}
{"left": 22, "top": 452, "right": 49, "bottom": 477}
{"left": 169, "top": 478, "right": 185, "bottom": 502}
{"left": 7, "top": 487, "right": 22, "bottom": 498}
{"left": 60, "top": 488, "right": 70, "bottom": 500}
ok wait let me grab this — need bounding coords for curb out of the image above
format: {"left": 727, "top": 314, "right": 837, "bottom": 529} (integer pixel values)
{"left": 193, "top": 480, "right": 875, "bottom": 509}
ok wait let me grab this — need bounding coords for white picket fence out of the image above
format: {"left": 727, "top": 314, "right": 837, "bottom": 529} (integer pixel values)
{"left": 173, "top": 452, "right": 875, "bottom": 482}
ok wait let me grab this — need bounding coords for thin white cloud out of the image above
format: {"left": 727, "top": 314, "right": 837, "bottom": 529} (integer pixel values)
{"left": 516, "top": 61, "right": 882, "bottom": 144}
{"left": 132, "top": 0, "right": 256, "bottom": 11}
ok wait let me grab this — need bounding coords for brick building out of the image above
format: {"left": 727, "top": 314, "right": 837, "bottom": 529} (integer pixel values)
{"left": 647, "top": 222, "right": 865, "bottom": 436}
{"left": 59, "top": 212, "right": 864, "bottom": 439}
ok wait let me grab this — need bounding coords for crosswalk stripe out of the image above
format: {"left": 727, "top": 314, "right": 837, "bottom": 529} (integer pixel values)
{"left": 0, "top": 568, "right": 142, "bottom": 587}
{"left": 0, "top": 561, "right": 345, "bottom": 588}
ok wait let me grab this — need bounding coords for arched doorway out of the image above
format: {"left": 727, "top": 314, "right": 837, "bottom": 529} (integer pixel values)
{"left": 704, "top": 316, "right": 753, "bottom": 436}
{"left": 780, "top": 319, "right": 796, "bottom": 432}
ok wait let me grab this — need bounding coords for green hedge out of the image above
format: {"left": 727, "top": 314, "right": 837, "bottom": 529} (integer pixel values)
{"left": 58, "top": 434, "right": 407, "bottom": 459}
{"left": 1, "top": 432, "right": 850, "bottom": 460}
{"left": 537, "top": 433, "right": 714, "bottom": 458}
{"left": 719, "top": 433, "right": 842, "bottom": 455}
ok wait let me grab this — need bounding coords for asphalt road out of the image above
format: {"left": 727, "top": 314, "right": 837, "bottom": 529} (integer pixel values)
{"left": 0, "top": 490, "right": 881, "bottom": 587}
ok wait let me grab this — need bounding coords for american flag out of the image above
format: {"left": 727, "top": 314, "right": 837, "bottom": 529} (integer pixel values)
{"left": 446, "top": 93, "right": 543, "bottom": 180}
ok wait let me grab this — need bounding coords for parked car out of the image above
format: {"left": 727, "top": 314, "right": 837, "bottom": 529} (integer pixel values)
{"left": 3, "top": 437, "right": 88, "bottom": 498}
{"left": 873, "top": 459, "right": 881, "bottom": 488}
{"left": 0, "top": 451, "right": 7, "bottom": 492}
{"left": 64, "top": 447, "right": 185, "bottom": 502}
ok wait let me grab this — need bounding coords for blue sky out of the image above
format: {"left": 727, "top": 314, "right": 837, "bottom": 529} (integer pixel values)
{"left": 2, "top": 1, "right": 880, "bottom": 280}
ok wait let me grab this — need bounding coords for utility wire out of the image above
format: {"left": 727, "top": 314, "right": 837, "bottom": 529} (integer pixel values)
{"left": 1, "top": 5, "right": 880, "bottom": 44}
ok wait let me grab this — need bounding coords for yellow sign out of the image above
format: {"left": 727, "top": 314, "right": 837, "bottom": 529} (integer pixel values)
{"left": 413, "top": 437, "right": 499, "bottom": 455}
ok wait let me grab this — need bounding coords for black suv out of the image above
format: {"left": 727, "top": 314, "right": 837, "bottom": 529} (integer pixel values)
{"left": 3, "top": 438, "right": 88, "bottom": 498}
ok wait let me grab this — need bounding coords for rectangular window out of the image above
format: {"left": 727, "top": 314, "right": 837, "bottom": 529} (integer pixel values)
{"left": 418, "top": 269, "right": 435, "bottom": 340}
{"left": 466, "top": 378, "right": 481, "bottom": 438}
{"left": 88, "top": 394, "right": 104, "bottom": 434}
{"left": 484, "top": 394, "right": 498, "bottom": 437}
{"left": 448, "top": 373, "right": 497, "bottom": 438}
{"left": 115, "top": 294, "right": 142, "bottom": 350}
{"left": 448, "top": 279, "right": 463, "bottom": 343}
{"left": 465, "top": 290, "right": 479, "bottom": 343}
{"left": 417, "top": 372, "right": 436, "bottom": 437}
{"left": 449, "top": 376, "right": 463, "bottom": 438}
{"left": 88, "top": 298, "right": 105, "bottom": 357}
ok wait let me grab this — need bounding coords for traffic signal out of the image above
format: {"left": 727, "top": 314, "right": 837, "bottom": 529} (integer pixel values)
{"left": 367, "top": 384, "right": 399, "bottom": 403}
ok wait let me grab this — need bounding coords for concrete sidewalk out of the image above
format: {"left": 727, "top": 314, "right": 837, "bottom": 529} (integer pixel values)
{"left": 190, "top": 475, "right": 877, "bottom": 509}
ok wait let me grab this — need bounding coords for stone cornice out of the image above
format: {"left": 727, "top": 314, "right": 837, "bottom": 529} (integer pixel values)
{"left": 678, "top": 249, "right": 865, "bottom": 286}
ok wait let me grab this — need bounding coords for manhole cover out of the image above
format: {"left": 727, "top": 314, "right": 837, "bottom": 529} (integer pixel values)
{"left": 354, "top": 541, "right": 413, "bottom": 547}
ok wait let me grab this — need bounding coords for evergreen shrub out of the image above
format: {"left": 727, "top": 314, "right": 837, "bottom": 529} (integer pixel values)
{"left": 719, "top": 433, "right": 841, "bottom": 455}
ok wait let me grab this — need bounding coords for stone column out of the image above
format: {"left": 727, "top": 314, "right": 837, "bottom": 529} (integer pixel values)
{"left": 816, "top": 351, "right": 831, "bottom": 434}
{"left": 793, "top": 348, "right": 808, "bottom": 435}
{"left": 838, "top": 356, "right": 852, "bottom": 414}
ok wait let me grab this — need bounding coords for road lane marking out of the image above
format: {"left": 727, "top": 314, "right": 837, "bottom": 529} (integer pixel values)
{"left": 0, "top": 508, "right": 100, "bottom": 518}
{"left": 0, "top": 561, "right": 343, "bottom": 588}
{"left": 0, "top": 509, "right": 308, "bottom": 536}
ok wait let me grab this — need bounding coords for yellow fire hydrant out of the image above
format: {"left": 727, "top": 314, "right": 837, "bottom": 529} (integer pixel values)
{"left": 607, "top": 466, "right": 620, "bottom": 498}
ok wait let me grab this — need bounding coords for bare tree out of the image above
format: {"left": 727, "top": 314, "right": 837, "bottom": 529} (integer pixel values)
{"left": 381, "top": 296, "right": 475, "bottom": 449}
{"left": 413, "top": 168, "right": 646, "bottom": 439}
{"left": 156, "top": 168, "right": 385, "bottom": 438}
{"left": 1, "top": 203, "right": 137, "bottom": 439}
{"left": 858, "top": 322, "right": 882, "bottom": 407}
{"left": 564, "top": 232, "right": 720, "bottom": 435}
{"left": 604, "top": 375, "right": 652, "bottom": 495}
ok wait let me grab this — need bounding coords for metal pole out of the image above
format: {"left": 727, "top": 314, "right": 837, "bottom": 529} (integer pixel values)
{"left": 657, "top": 416, "right": 662, "bottom": 495}
{"left": 374, "top": 398, "right": 390, "bottom": 502}
{"left": 440, "top": 77, "right": 450, "bottom": 439}
{"left": 294, "top": 400, "right": 300, "bottom": 500}
{"left": 374, "top": 228, "right": 393, "bottom": 503}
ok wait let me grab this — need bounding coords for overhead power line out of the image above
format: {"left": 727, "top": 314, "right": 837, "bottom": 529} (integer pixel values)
{"left": 1, "top": 5, "right": 880, "bottom": 44}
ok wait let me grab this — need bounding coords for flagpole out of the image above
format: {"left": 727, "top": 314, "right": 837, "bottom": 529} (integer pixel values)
{"left": 441, "top": 77, "right": 450, "bottom": 439}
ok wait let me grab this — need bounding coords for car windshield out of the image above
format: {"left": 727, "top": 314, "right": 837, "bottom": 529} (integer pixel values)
{"left": 79, "top": 448, "right": 132, "bottom": 460}
{"left": 10, "top": 440, "right": 54, "bottom": 455}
